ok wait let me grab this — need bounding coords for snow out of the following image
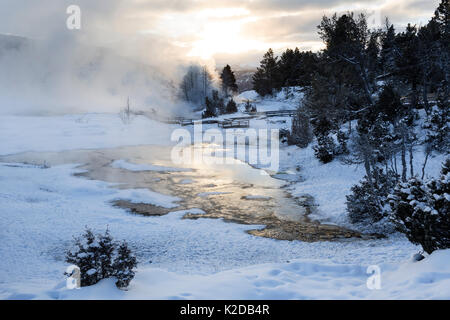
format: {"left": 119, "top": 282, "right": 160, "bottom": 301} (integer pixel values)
{"left": 236, "top": 90, "right": 259, "bottom": 102}
{"left": 52, "top": 249, "right": 450, "bottom": 299}
{"left": 112, "top": 188, "right": 180, "bottom": 208}
{"left": 0, "top": 92, "right": 448, "bottom": 300}
{"left": 0, "top": 160, "right": 421, "bottom": 300}
{"left": 0, "top": 113, "right": 178, "bottom": 156}
{"left": 111, "top": 159, "right": 191, "bottom": 172}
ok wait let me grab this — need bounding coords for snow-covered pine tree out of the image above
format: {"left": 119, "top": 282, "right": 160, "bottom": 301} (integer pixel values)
{"left": 389, "top": 159, "right": 450, "bottom": 254}
{"left": 424, "top": 86, "right": 449, "bottom": 152}
{"left": 346, "top": 168, "right": 398, "bottom": 231}
{"left": 311, "top": 116, "right": 337, "bottom": 163}
{"left": 313, "top": 135, "right": 336, "bottom": 164}
{"left": 202, "top": 96, "right": 216, "bottom": 118}
{"left": 113, "top": 241, "right": 138, "bottom": 289}
{"left": 212, "top": 90, "right": 225, "bottom": 115}
{"left": 244, "top": 99, "right": 255, "bottom": 113}
{"left": 225, "top": 99, "right": 238, "bottom": 114}
{"left": 288, "top": 109, "right": 312, "bottom": 148}
{"left": 65, "top": 228, "right": 138, "bottom": 288}
{"left": 65, "top": 228, "right": 102, "bottom": 286}
{"left": 97, "top": 228, "right": 115, "bottom": 280}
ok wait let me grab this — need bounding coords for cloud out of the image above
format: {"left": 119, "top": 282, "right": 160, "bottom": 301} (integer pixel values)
{"left": 0, "top": 0, "right": 442, "bottom": 115}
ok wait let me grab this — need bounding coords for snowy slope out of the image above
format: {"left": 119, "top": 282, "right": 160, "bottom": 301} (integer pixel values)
{"left": 0, "top": 93, "right": 448, "bottom": 300}
{"left": 0, "top": 160, "right": 419, "bottom": 300}
{"left": 58, "top": 249, "right": 450, "bottom": 300}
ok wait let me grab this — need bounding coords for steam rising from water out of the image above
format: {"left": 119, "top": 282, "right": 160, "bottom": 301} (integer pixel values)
{"left": 0, "top": 1, "right": 214, "bottom": 116}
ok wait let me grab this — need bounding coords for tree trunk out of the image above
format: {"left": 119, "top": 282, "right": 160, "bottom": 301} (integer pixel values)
{"left": 422, "top": 80, "right": 430, "bottom": 116}
{"left": 409, "top": 145, "right": 414, "bottom": 178}
{"left": 394, "top": 155, "right": 398, "bottom": 175}
{"left": 364, "top": 154, "right": 372, "bottom": 184}
{"left": 421, "top": 146, "right": 431, "bottom": 179}
{"left": 401, "top": 135, "right": 407, "bottom": 182}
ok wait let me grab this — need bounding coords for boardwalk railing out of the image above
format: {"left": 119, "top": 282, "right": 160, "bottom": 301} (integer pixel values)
{"left": 264, "top": 110, "right": 295, "bottom": 117}
{"left": 218, "top": 119, "right": 250, "bottom": 129}
{"left": 243, "top": 110, "right": 296, "bottom": 117}
{"left": 145, "top": 109, "right": 295, "bottom": 128}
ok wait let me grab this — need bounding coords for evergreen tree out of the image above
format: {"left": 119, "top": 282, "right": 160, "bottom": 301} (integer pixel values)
{"left": 202, "top": 96, "right": 217, "bottom": 118}
{"left": 113, "top": 241, "right": 137, "bottom": 289}
{"left": 278, "top": 48, "right": 298, "bottom": 87}
{"left": 220, "top": 65, "right": 238, "bottom": 96}
{"left": 418, "top": 19, "right": 442, "bottom": 112}
{"left": 296, "top": 51, "right": 320, "bottom": 87}
{"left": 65, "top": 228, "right": 138, "bottom": 288}
{"left": 389, "top": 159, "right": 450, "bottom": 254}
{"left": 424, "top": 86, "right": 450, "bottom": 151}
{"left": 225, "top": 99, "right": 238, "bottom": 114}
{"left": 211, "top": 90, "right": 225, "bottom": 115}
{"left": 366, "top": 31, "right": 381, "bottom": 87}
{"left": 252, "top": 48, "right": 280, "bottom": 96}
{"left": 380, "top": 21, "right": 398, "bottom": 78}
{"left": 375, "top": 84, "right": 404, "bottom": 121}
{"left": 396, "top": 24, "right": 421, "bottom": 107}
{"left": 313, "top": 135, "right": 336, "bottom": 163}
{"left": 318, "top": 13, "right": 375, "bottom": 105}
{"left": 97, "top": 229, "right": 115, "bottom": 280}
{"left": 432, "top": 0, "right": 450, "bottom": 101}
{"left": 346, "top": 168, "right": 398, "bottom": 230}
{"left": 65, "top": 228, "right": 100, "bottom": 287}
{"left": 289, "top": 109, "right": 313, "bottom": 147}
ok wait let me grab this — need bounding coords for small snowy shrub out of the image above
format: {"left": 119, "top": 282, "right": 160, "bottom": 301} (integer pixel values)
{"left": 346, "top": 168, "right": 398, "bottom": 232}
{"left": 244, "top": 100, "right": 256, "bottom": 112}
{"left": 113, "top": 241, "right": 137, "bottom": 289}
{"left": 225, "top": 99, "right": 238, "bottom": 114}
{"left": 336, "top": 130, "right": 349, "bottom": 155}
{"left": 423, "top": 101, "right": 449, "bottom": 152}
{"left": 313, "top": 135, "right": 336, "bottom": 163}
{"left": 65, "top": 228, "right": 137, "bottom": 288}
{"left": 288, "top": 110, "right": 312, "bottom": 148}
{"left": 65, "top": 228, "right": 101, "bottom": 286}
{"left": 389, "top": 159, "right": 450, "bottom": 254}
{"left": 202, "top": 97, "right": 217, "bottom": 118}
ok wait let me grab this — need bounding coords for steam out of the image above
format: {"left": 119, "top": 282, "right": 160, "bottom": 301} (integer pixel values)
{"left": 0, "top": 1, "right": 211, "bottom": 116}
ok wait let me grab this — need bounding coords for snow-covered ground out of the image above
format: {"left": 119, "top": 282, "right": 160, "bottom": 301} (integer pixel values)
{"left": 0, "top": 93, "right": 449, "bottom": 299}
{"left": 0, "top": 113, "right": 178, "bottom": 156}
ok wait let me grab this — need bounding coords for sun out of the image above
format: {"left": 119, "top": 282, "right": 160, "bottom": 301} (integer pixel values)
{"left": 186, "top": 9, "right": 267, "bottom": 59}
{"left": 147, "top": 7, "right": 270, "bottom": 60}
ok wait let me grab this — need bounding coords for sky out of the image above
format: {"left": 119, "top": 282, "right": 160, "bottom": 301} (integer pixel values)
{"left": 0, "top": 0, "right": 442, "bottom": 68}
{"left": 0, "top": 0, "right": 442, "bottom": 115}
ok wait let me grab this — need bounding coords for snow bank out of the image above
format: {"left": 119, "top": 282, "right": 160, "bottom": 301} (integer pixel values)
{"left": 0, "top": 113, "right": 178, "bottom": 156}
{"left": 56, "top": 249, "right": 450, "bottom": 300}
{"left": 0, "top": 162, "right": 418, "bottom": 299}
{"left": 111, "top": 159, "right": 191, "bottom": 173}
{"left": 236, "top": 90, "right": 259, "bottom": 102}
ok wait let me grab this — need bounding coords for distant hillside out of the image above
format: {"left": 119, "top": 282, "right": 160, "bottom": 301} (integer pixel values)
{"left": 234, "top": 68, "right": 256, "bottom": 93}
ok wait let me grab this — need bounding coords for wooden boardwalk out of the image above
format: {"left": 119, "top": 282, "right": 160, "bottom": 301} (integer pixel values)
{"left": 218, "top": 119, "right": 250, "bottom": 129}
{"left": 144, "top": 109, "right": 295, "bottom": 128}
